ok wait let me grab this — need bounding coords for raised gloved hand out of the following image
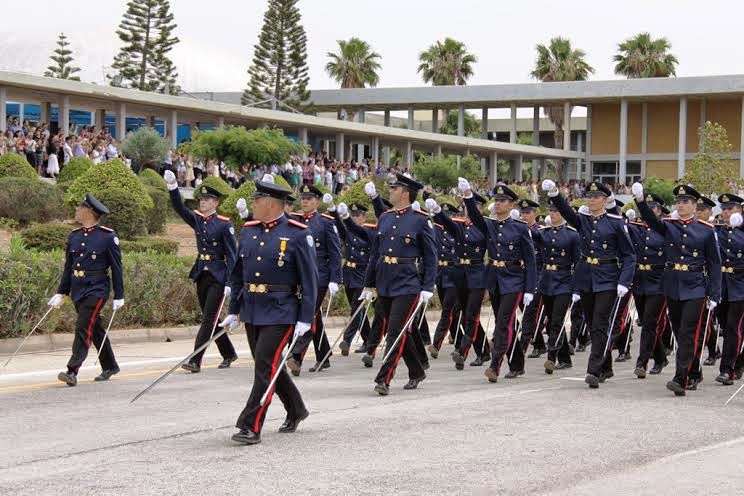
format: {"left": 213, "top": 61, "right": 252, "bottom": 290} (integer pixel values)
{"left": 364, "top": 182, "right": 377, "bottom": 199}
{"left": 337, "top": 202, "right": 349, "bottom": 218}
{"left": 219, "top": 314, "right": 240, "bottom": 331}
{"left": 578, "top": 205, "right": 590, "bottom": 215}
{"left": 457, "top": 177, "right": 471, "bottom": 193}
{"left": 223, "top": 286, "right": 231, "bottom": 296}
{"left": 322, "top": 193, "right": 334, "bottom": 205}
{"left": 412, "top": 200, "right": 421, "bottom": 211}
{"left": 544, "top": 216, "right": 553, "bottom": 227}
{"left": 328, "top": 282, "right": 339, "bottom": 296}
{"left": 606, "top": 195, "right": 616, "bottom": 210}
{"left": 294, "top": 321, "right": 312, "bottom": 339}
{"left": 523, "top": 293, "right": 534, "bottom": 307}
{"left": 112, "top": 299, "right": 125, "bottom": 311}
{"left": 359, "top": 288, "right": 377, "bottom": 302}
{"left": 424, "top": 198, "right": 440, "bottom": 214}
{"left": 510, "top": 209, "right": 520, "bottom": 220}
{"left": 261, "top": 173, "right": 275, "bottom": 184}
{"left": 730, "top": 212, "right": 743, "bottom": 228}
{"left": 419, "top": 290, "right": 433, "bottom": 304}
{"left": 487, "top": 203, "right": 495, "bottom": 215}
{"left": 236, "top": 198, "right": 250, "bottom": 219}
{"left": 542, "top": 179, "right": 558, "bottom": 197}
{"left": 631, "top": 182, "right": 644, "bottom": 201}
{"left": 617, "top": 285, "right": 628, "bottom": 298}
{"left": 671, "top": 210, "right": 679, "bottom": 219}
{"left": 572, "top": 293, "right": 581, "bottom": 303}
{"left": 48, "top": 294, "right": 64, "bottom": 308}
{"left": 707, "top": 299, "right": 718, "bottom": 311}
{"left": 626, "top": 209, "right": 636, "bottom": 221}
{"left": 163, "top": 170, "right": 178, "bottom": 191}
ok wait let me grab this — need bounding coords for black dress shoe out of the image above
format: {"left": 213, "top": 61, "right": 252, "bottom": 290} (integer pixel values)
{"left": 403, "top": 375, "right": 426, "bottom": 390}
{"left": 666, "top": 380, "right": 686, "bottom": 396}
{"left": 505, "top": 370, "right": 524, "bottom": 379}
{"left": 484, "top": 367, "right": 498, "bottom": 383}
{"left": 354, "top": 346, "right": 367, "bottom": 354}
{"left": 649, "top": 359, "right": 669, "bottom": 375}
{"left": 451, "top": 351, "right": 465, "bottom": 366}
{"left": 615, "top": 353, "right": 630, "bottom": 363}
{"left": 470, "top": 357, "right": 485, "bottom": 366}
{"left": 703, "top": 356, "right": 717, "bottom": 366}
{"left": 555, "top": 362, "right": 572, "bottom": 370}
{"left": 585, "top": 374, "right": 599, "bottom": 388}
{"left": 634, "top": 367, "right": 647, "bottom": 379}
{"left": 278, "top": 410, "right": 309, "bottom": 433}
{"left": 374, "top": 382, "right": 389, "bottom": 395}
{"left": 181, "top": 362, "right": 201, "bottom": 373}
{"left": 544, "top": 360, "right": 555, "bottom": 374}
{"left": 481, "top": 353, "right": 491, "bottom": 362}
{"left": 362, "top": 354, "right": 373, "bottom": 368}
{"left": 308, "top": 361, "right": 331, "bottom": 372}
{"left": 568, "top": 345, "right": 575, "bottom": 356}
{"left": 339, "top": 341, "right": 350, "bottom": 356}
{"left": 576, "top": 344, "right": 586, "bottom": 353}
{"left": 455, "top": 362, "right": 464, "bottom": 370}
{"left": 448, "top": 336, "right": 455, "bottom": 344}
{"left": 286, "top": 357, "right": 301, "bottom": 376}
{"left": 218, "top": 357, "right": 238, "bottom": 369}
{"left": 232, "top": 429, "right": 261, "bottom": 445}
{"left": 735, "top": 369, "right": 743, "bottom": 380}
{"left": 58, "top": 371, "right": 77, "bottom": 387}
{"left": 716, "top": 374, "right": 734, "bottom": 386}
{"left": 686, "top": 379, "right": 699, "bottom": 390}
{"left": 427, "top": 344, "right": 439, "bottom": 359}
{"left": 716, "top": 349, "right": 722, "bottom": 359}
{"left": 422, "top": 361, "right": 430, "bottom": 371}
{"left": 598, "top": 371, "right": 614, "bottom": 383}
{"left": 94, "top": 367, "right": 120, "bottom": 381}
{"left": 528, "top": 348, "right": 546, "bottom": 358}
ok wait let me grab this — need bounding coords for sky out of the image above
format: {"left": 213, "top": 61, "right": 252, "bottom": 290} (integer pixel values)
{"left": 3, "top": 0, "right": 744, "bottom": 99}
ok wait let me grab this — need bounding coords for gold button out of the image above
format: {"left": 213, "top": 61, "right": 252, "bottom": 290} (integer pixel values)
{"left": 260, "top": 242, "right": 264, "bottom": 246}
{"left": 257, "top": 256, "right": 262, "bottom": 261}
{"left": 255, "top": 272, "right": 260, "bottom": 277}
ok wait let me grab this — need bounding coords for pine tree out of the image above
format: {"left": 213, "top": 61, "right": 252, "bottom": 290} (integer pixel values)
{"left": 44, "top": 33, "right": 81, "bottom": 81}
{"left": 242, "top": 0, "right": 310, "bottom": 110}
{"left": 110, "top": 0, "right": 180, "bottom": 93}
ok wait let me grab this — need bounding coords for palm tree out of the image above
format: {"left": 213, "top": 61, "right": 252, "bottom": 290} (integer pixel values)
{"left": 326, "top": 37, "right": 382, "bottom": 121}
{"left": 531, "top": 36, "right": 594, "bottom": 180}
{"left": 417, "top": 38, "right": 477, "bottom": 86}
{"left": 613, "top": 32, "right": 678, "bottom": 78}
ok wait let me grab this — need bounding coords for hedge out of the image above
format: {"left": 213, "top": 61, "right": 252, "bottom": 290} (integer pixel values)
{"left": 139, "top": 168, "right": 166, "bottom": 191}
{"left": 18, "top": 223, "right": 73, "bottom": 251}
{"left": 96, "top": 188, "right": 148, "bottom": 239}
{"left": 0, "top": 177, "right": 66, "bottom": 226}
{"left": 58, "top": 156, "right": 93, "bottom": 183}
{"left": 192, "top": 176, "right": 233, "bottom": 202}
{"left": 145, "top": 186, "right": 169, "bottom": 234}
{"left": 65, "top": 158, "right": 154, "bottom": 212}
{"left": 0, "top": 153, "right": 37, "bottom": 179}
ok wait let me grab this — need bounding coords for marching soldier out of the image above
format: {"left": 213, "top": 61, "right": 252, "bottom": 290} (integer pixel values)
{"left": 696, "top": 196, "right": 721, "bottom": 365}
{"left": 286, "top": 185, "right": 342, "bottom": 375}
{"left": 714, "top": 193, "right": 744, "bottom": 385}
{"left": 519, "top": 199, "right": 548, "bottom": 359}
{"left": 50, "top": 193, "right": 124, "bottom": 386}
{"left": 633, "top": 183, "right": 721, "bottom": 396}
{"left": 165, "top": 171, "right": 238, "bottom": 373}
{"left": 458, "top": 179, "right": 536, "bottom": 383}
{"left": 221, "top": 180, "right": 317, "bottom": 445}
{"left": 543, "top": 179, "right": 636, "bottom": 389}
{"left": 360, "top": 173, "right": 437, "bottom": 395}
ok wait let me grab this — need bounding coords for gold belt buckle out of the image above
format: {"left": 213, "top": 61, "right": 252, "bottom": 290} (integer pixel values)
{"left": 638, "top": 264, "right": 649, "bottom": 271}
{"left": 546, "top": 264, "right": 557, "bottom": 271}
{"left": 200, "top": 254, "right": 211, "bottom": 261}
{"left": 384, "top": 256, "right": 398, "bottom": 264}
{"left": 493, "top": 260, "right": 505, "bottom": 268}
{"left": 439, "top": 261, "right": 448, "bottom": 266}
{"left": 674, "top": 263, "right": 689, "bottom": 272}
{"left": 73, "top": 270, "right": 84, "bottom": 277}
{"left": 249, "top": 283, "right": 267, "bottom": 293}
{"left": 460, "top": 258, "right": 470, "bottom": 265}
{"left": 587, "top": 257, "right": 599, "bottom": 265}
{"left": 346, "top": 261, "right": 356, "bottom": 268}
{"left": 723, "top": 266, "right": 734, "bottom": 274}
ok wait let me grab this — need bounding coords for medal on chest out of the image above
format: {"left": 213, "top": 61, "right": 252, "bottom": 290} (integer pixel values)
{"left": 278, "top": 237, "right": 289, "bottom": 267}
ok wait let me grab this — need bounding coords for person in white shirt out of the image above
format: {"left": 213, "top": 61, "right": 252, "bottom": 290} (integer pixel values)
{"left": 62, "top": 137, "right": 73, "bottom": 165}
{"left": 106, "top": 140, "right": 118, "bottom": 159}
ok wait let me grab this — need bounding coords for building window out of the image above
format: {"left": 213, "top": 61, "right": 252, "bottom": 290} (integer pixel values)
{"left": 591, "top": 161, "right": 641, "bottom": 186}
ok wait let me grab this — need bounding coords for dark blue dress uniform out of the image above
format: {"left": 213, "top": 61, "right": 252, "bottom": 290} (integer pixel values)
{"left": 550, "top": 185, "right": 635, "bottom": 384}
{"left": 532, "top": 220, "right": 580, "bottom": 368}
{"left": 288, "top": 206, "right": 342, "bottom": 370}
{"left": 519, "top": 199, "right": 547, "bottom": 357}
{"left": 365, "top": 175, "right": 437, "bottom": 391}
{"left": 58, "top": 219, "right": 123, "bottom": 376}
{"left": 714, "top": 193, "right": 744, "bottom": 381}
{"left": 430, "top": 209, "right": 462, "bottom": 353}
{"left": 169, "top": 185, "right": 238, "bottom": 369}
{"left": 229, "top": 180, "right": 317, "bottom": 440}
{"left": 637, "top": 184, "right": 721, "bottom": 393}
{"left": 463, "top": 185, "right": 537, "bottom": 380}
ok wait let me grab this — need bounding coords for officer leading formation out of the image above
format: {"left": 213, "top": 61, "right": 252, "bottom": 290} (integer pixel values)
{"left": 44, "top": 171, "right": 744, "bottom": 444}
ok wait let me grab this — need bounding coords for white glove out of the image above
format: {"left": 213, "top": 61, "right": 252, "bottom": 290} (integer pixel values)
{"left": 337, "top": 202, "right": 349, "bottom": 218}
{"left": 328, "top": 282, "right": 339, "bottom": 296}
{"left": 571, "top": 293, "right": 581, "bottom": 303}
{"left": 707, "top": 300, "right": 718, "bottom": 311}
{"left": 113, "top": 299, "right": 125, "bottom": 311}
{"left": 219, "top": 314, "right": 240, "bottom": 331}
{"left": 419, "top": 291, "right": 433, "bottom": 304}
{"left": 48, "top": 294, "right": 64, "bottom": 308}
{"left": 236, "top": 197, "right": 250, "bottom": 219}
{"left": 631, "top": 182, "right": 644, "bottom": 201}
{"left": 424, "top": 198, "right": 440, "bottom": 213}
{"left": 510, "top": 209, "right": 520, "bottom": 220}
{"left": 223, "top": 286, "right": 231, "bottom": 296}
{"left": 730, "top": 212, "right": 743, "bottom": 228}
{"left": 523, "top": 293, "right": 534, "bottom": 307}
{"left": 606, "top": 197, "right": 616, "bottom": 210}
{"left": 359, "top": 288, "right": 376, "bottom": 301}
{"left": 487, "top": 203, "right": 495, "bottom": 215}
{"left": 322, "top": 193, "right": 334, "bottom": 205}
{"left": 164, "top": 170, "right": 178, "bottom": 191}
{"left": 294, "top": 321, "right": 312, "bottom": 339}
{"left": 364, "top": 182, "right": 377, "bottom": 199}
{"left": 412, "top": 200, "right": 420, "bottom": 211}
{"left": 457, "top": 177, "right": 470, "bottom": 193}
{"left": 671, "top": 210, "right": 679, "bottom": 219}
{"left": 542, "top": 179, "right": 558, "bottom": 197}
{"left": 626, "top": 209, "right": 636, "bottom": 221}
{"left": 578, "top": 205, "right": 589, "bottom": 215}
{"left": 544, "top": 216, "right": 552, "bottom": 227}
{"left": 617, "top": 285, "right": 628, "bottom": 298}
{"left": 261, "top": 173, "right": 274, "bottom": 184}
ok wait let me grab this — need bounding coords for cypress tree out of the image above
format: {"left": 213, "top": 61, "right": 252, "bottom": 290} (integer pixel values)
{"left": 242, "top": 0, "right": 310, "bottom": 110}
{"left": 44, "top": 33, "right": 81, "bottom": 81}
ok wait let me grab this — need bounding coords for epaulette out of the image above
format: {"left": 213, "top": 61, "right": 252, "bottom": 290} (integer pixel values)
{"left": 288, "top": 219, "right": 308, "bottom": 229}
{"left": 629, "top": 221, "right": 646, "bottom": 227}
{"left": 579, "top": 210, "right": 591, "bottom": 216}
{"left": 321, "top": 213, "right": 334, "bottom": 221}
{"left": 243, "top": 220, "right": 260, "bottom": 227}
{"left": 99, "top": 226, "right": 114, "bottom": 232}
{"left": 289, "top": 211, "right": 303, "bottom": 217}
{"left": 539, "top": 225, "right": 551, "bottom": 230}
{"left": 567, "top": 225, "right": 577, "bottom": 231}
{"left": 698, "top": 219, "right": 714, "bottom": 228}
{"left": 662, "top": 217, "right": 677, "bottom": 222}
{"left": 514, "top": 218, "right": 527, "bottom": 224}
{"left": 216, "top": 215, "right": 231, "bottom": 222}
{"left": 363, "top": 223, "right": 377, "bottom": 229}
{"left": 434, "top": 223, "right": 444, "bottom": 229}
{"left": 383, "top": 208, "right": 394, "bottom": 214}
{"left": 607, "top": 213, "right": 623, "bottom": 220}
{"left": 193, "top": 210, "right": 205, "bottom": 218}
{"left": 414, "top": 209, "right": 429, "bottom": 216}
{"left": 72, "top": 227, "right": 82, "bottom": 232}
{"left": 452, "top": 217, "right": 467, "bottom": 224}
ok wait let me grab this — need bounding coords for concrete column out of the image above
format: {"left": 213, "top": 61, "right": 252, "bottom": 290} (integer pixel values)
{"left": 168, "top": 110, "right": 178, "bottom": 148}
{"left": 540, "top": 159, "right": 547, "bottom": 179}
{"left": 218, "top": 117, "right": 225, "bottom": 129}
{"left": 40, "top": 101, "right": 52, "bottom": 127}
{"left": 89, "top": 111, "right": 95, "bottom": 126}
{"left": 95, "top": 109, "right": 106, "bottom": 132}
{"left": 457, "top": 105, "right": 465, "bottom": 137}
{"left": 432, "top": 108, "right": 439, "bottom": 133}
{"left": 59, "top": 96, "right": 70, "bottom": 138}
{"left": 532, "top": 105, "right": 540, "bottom": 179}
{"left": 740, "top": 97, "right": 744, "bottom": 179}
{"left": 0, "top": 87, "right": 6, "bottom": 133}
{"left": 407, "top": 106, "right": 414, "bottom": 130}
{"left": 384, "top": 109, "right": 390, "bottom": 127}
{"left": 372, "top": 136, "right": 379, "bottom": 165}
{"left": 358, "top": 110, "right": 365, "bottom": 124}
{"left": 619, "top": 99, "right": 628, "bottom": 185}
{"left": 357, "top": 143, "right": 365, "bottom": 163}
{"left": 678, "top": 96, "right": 687, "bottom": 178}
{"left": 299, "top": 127, "right": 308, "bottom": 145}
{"left": 510, "top": 103, "right": 517, "bottom": 143}
{"left": 515, "top": 154, "right": 523, "bottom": 181}
{"left": 116, "top": 102, "right": 126, "bottom": 140}
{"left": 435, "top": 144, "right": 442, "bottom": 157}
{"left": 336, "top": 133, "right": 345, "bottom": 162}
{"left": 585, "top": 104, "right": 593, "bottom": 182}
{"left": 18, "top": 103, "right": 25, "bottom": 123}
{"left": 489, "top": 151, "right": 498, "bottom": 187}
{"left": 641, "top": 103, "right": 648, "bottom": 177}
{"left": 404, "top": 141, "right": 413, "bottom": 167}
{"left": 481, "top": 107, "right": 489, "bottom": 139}
{"left": 577, "top": 132, "right": 583, "bottom": 180}
{"left": 323, "top": 139, "right": 330, "bottom": 155}
{"left": 563, "top": 101, "right": 571, "bottom": 151}
{"left": 699, "top": 98, "right": 706, "bottom": 151}
{"left": 383, "top": 145, "right": 390, "bottom": 166}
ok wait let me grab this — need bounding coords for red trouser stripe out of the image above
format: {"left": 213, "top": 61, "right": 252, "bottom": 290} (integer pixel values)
{"left": 652, "top": 300, "right": 667, "bottom": 349}
{"left": 385, "top": 297, "right": 419, "bottom": 384}
{"left": 253, "top": 325, "right": 293, "bottom": 433}
{"left": 736, "top": 310, "right": 744, "bottom": 360}
{"left": 686, "top": 302, "right": 707, "bottom": 383}
{"left": 86, "top": 298, "right": 105, "bottom": 347}
{"left": 504, "top": 293, "right": 523, "bottom": 367}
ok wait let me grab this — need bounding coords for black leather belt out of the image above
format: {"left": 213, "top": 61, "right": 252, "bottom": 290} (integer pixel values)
{"left": 198, "top": 254, "right": 225, "bottom": 261}
{"left": 383, "top": 256, "right": 419, "bottom": 264}
{"left": 244, "top": 283, "right": 296, "bottom": 293}
{"left": 438, "top": 260, "right": 457, "bottom": 266}
{"left": 459, "top": 258, "right": 485, "bottom": 266}
{"left": 543, "top": 264, "right": 572, "bottom": 272}
{"left": 666, "top": 263, "right": 704, "bottom": 272}
{"left": 345, "top": 261, "right": 367, "bottom": 268}
{"left": 722, "top": 266, "right": 744, "bottom": 274}
{"left": 488, "top": 259, "right": 524, "bottom": 268}
{"left": 584, "top": 257, "right": 618, "bottom": 265}
{"left": 637, "top": 263, "right": 665, "bottom": 271}
{"left": 72, "top": 269, "right": 108, "bottom": 278}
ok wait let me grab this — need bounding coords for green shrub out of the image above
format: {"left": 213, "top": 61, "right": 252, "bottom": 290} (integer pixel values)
{"left": 0, "top": 177, "right": 65, "bottom": 226}
{"left": 18, "top": 223, "right": 73, "bottom": 251}
{"left": 139, "top": 167, "right": 166, "bottom": 191}
{"left": 219, "top": 181, "right": 255, "bottom": 230}
{"left": 0, "top": 153, "right": 36, "bottom": 179}
{"left": 65, "top": 158, "right": 154, "bottom": 212}
{"left": 121, "top": 127, "right": 169, "bottom": 168}
{"left": 145, "top": 186, "right": 169, "bottom": 234}
{"left": 192, "top": 176, "right": 232, "bottom": 201}
{"left": 96, "top": 188, "right": 148, "bottom": 239}
{"left": 643, "top": 176, "right": 676, "bottom": 206}
{"left": 58, "top": 156, "right": 93, "bottom": 183}
{"left": 120, "top": 237, "right": 179, "bottom": 255}
{"left": 337, "top": 175, "right": 389, "bottom": 212}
